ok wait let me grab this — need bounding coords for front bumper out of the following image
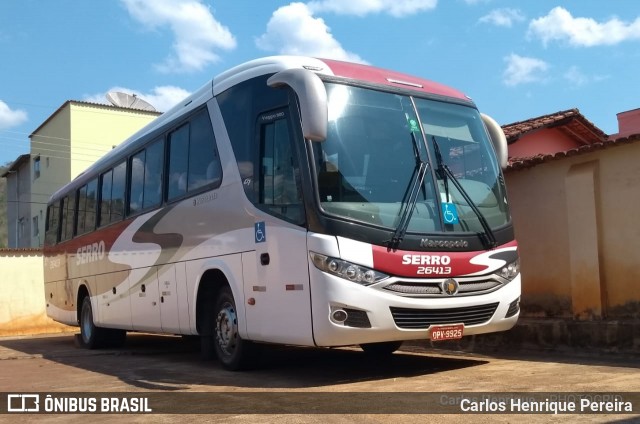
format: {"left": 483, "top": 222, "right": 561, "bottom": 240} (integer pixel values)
{"left": 310, "top": 266, "right": 521, "bottom": 347}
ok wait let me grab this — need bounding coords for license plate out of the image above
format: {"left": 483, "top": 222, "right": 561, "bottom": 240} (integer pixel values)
{"left": 429, "top": 324, "right": 464, "bottom": 341}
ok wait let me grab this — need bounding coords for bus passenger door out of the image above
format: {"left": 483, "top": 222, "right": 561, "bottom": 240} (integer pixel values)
{"left": 245, "top": 224, "right": 312, "bottom": 345}
{"left": 242, "top": 109, "right": 313, "bottom": 345}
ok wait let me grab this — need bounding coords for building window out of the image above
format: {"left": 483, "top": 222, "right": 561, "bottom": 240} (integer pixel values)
{"left": 34, "top": 156, "right": 41, "bottom": 179}
{"left": 18, "top": 217, "right": 25, "bottom": 241}
{"left": 32, "top": 216, "right": 39, "bottom": 237}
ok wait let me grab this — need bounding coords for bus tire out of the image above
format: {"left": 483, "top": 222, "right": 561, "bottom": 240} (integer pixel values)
{"left": 79, "top": 296, "right": 106, "bottom": 349}
{"left": 199, "top": 288, "right": 216, "bottom": 361}
{"left": 212, "top": 286, "right": 258, "bottom": 371}
{"left": 360, "top": 341, "right": 403, "bottom": 356}
{"left": 79, "top": 297, "right": 126, "bottom": 349}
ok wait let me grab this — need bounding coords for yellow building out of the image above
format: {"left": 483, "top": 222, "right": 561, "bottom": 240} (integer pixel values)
{"left": 28, "top": 101, "right": 160, "bottom": 247}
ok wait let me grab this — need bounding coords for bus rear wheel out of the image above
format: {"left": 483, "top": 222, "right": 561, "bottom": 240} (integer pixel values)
{"left": 79, "top": 296, "right": 105, "bottom": 349}
{"left": 360, "top": 341, "right": 403, "bottom": 356}
{"left": 78, "top": 297, "right": 126, "bottom": 349}
{"left": 212, "top": 286, "right": 258, "bottom": 371}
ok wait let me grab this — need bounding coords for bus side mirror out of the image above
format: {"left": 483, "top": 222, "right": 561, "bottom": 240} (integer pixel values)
{"left": 267, "top": 69, "right": 327, "bottom": 142}
{"left": 481, "top": 113, "right": 508, "bottom": 169}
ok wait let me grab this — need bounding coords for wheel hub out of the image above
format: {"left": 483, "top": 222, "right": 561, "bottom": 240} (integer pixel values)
{"left": 216, "top": 303, "right": 238, "bottom": 354}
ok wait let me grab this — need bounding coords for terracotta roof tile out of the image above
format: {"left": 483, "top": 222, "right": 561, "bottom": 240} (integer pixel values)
{"left": 506, "top": 133, "right": 640, "bottom": 172}
{"left": 0, "top": 248, "right": 43, "bottom": 254}
{"left": 502, "top": 108, "right": 607, "bottom": 145}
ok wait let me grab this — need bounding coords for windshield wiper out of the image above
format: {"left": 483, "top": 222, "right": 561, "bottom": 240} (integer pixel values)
{"left": 386, "top": 132, "right": 429, "bottom": 250}
{"left": 432, "top": 134, "right": 449, "bottom": 202}
{"left": 431, "top": 136, "right": 497, "bottom": 249}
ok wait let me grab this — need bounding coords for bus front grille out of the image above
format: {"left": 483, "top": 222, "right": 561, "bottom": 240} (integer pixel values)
{"left": 383, "top": 279, "right": 502, "bottom": 297}
{"left": 389, "top": 302, "right": 499, "bottom": 329}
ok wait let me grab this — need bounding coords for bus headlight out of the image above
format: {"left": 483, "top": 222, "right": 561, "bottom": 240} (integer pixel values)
{"left": 498, "top": 258, "right": 519, "bottom": 281}
{"left": 310, "top": 252, "right": 388, "bottom": 285}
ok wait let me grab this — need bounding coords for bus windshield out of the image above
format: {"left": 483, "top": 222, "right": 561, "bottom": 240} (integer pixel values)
{"left": 312, "top": 82, "right": 510, "bottom": 234}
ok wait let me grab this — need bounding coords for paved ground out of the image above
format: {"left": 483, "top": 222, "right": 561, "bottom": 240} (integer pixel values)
{"left": 0, "top": 333, "right": 638, "bottom": 423}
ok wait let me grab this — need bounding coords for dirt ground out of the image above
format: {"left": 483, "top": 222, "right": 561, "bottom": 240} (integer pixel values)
{"left": 0, "top": 332, "right": 638, "bottom": 423}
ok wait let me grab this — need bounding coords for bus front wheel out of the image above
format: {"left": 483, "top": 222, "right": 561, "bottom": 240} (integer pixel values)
{"left": 212, "top": 286, "right": 258, "bottom": 370}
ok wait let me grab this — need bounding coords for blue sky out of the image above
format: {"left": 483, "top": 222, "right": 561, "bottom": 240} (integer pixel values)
{"left": 1, "top": 0, "right": 639, "bottom": 166}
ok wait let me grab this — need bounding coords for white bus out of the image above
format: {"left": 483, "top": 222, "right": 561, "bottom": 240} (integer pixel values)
{"left": 44, "top": 56, "right": 520, "bottom": 370}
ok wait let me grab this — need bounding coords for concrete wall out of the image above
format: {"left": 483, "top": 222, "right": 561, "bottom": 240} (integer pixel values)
{"left": 0, "top": 249, "right": 73, "bottom": 336}
{"left": 505, "top": 141, "right": 640, "bottom": 320}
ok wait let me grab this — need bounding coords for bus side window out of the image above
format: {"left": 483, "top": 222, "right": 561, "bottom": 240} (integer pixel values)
{"left": 168, "top": 123, "right": 189, "bottom": 200}
{"left": 98, "top": 162, "right": 126, "bottom": 226}
{"left": 189, "top": 110, "right": 221, "bottom": 191}
{"left": 45, "top": 203, "right": 60, "bottom": 245}
{"left": 218, "top": 83, "right": 254, "bottom": 202}
{"left": 128, "top": 138, "right": 164, "bottom": 215}
{"left": 111, "top": 162, "right": 126, "bottom": 222}
{"left": 85, "top": 179, "right": 98, "bottom": 232}
{"left": 75, "top": 178, "right": 97, "bottom": 236}
{"left": 218, "top": 75, "right": 288, "bottom": 204}
{"left": 129, "top": 152, "right": 145, "bottom": 215}
{"left": 166, "top": 109, "right": 221, "bottom": 201}
{"left": 143, "top": 139, "right": 164, "bottom": 208}
{"left": 59, "top": 193, "right": 76, "bottom": 242}
{"left": 99, "top": 169, "right": 113, "bottom": 227}
{"left": 76, "top": 184, "right": 88, "bottom": 235}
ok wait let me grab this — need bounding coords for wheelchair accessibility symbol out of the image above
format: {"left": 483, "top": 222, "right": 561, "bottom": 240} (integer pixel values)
{"left": 255, "top": 222, "right": 266, "bottom": 243}
{"left": 442, "top": 202, "right": 459, "bottom": 225}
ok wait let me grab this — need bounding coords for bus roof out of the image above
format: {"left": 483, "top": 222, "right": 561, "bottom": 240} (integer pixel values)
{"left": 50, "top": 56, "right": 471, "bottom": 203}
{"left": 320, "top": 58, "right": 469, "bottom": 101}
{"left": 210, "top": 56, "right": 469, "bottom": 101}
